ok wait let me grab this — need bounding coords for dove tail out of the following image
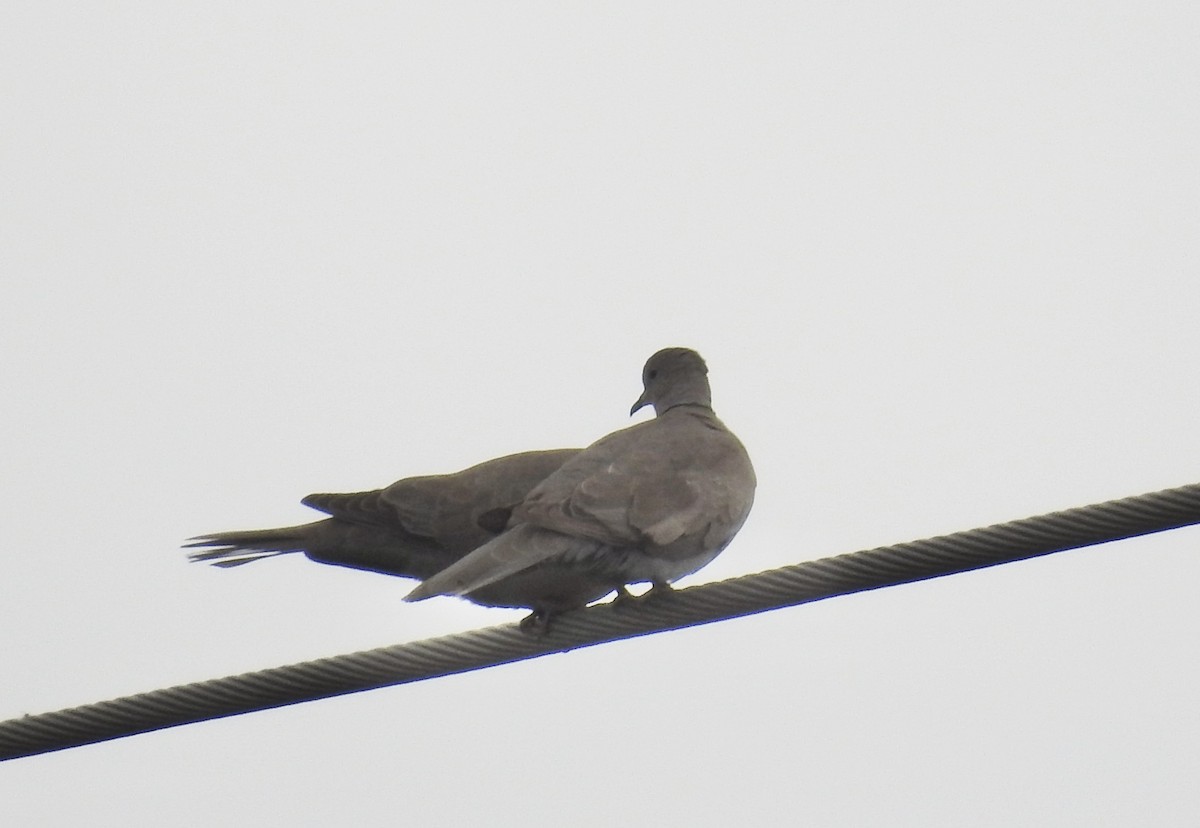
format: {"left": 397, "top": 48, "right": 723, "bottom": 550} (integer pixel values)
{"left": 184, "top": 524, "right": 317, "bottom": 568}
{"left": 404, "top": 524, "right": 581, "bottom": 602}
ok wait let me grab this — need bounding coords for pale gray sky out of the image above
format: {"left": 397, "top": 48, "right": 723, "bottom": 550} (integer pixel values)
{"left": 3, "top": 3, "right": 1199, "bottom": 825}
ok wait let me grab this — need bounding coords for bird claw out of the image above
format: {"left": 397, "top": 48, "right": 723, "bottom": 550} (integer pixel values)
{"left": 611, "top": 585, "right": 636, "bottom": 605}
{"left": 611, "top": 581, "right": 673, "bottom": 609}
{"left": 519, "top": 609, "right": 553, "bottom": 635}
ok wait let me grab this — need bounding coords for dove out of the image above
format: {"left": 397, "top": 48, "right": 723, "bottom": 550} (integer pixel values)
{"left": 404, "top": 347, "right": 757, "bottom": 626}
{"left": 185, "top": 449, "right": 591, "bottom": 608}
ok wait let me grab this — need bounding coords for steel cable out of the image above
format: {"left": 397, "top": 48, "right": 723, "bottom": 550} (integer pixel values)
{"left": 3, "top": 481, "right": 1199, "bottom": 761}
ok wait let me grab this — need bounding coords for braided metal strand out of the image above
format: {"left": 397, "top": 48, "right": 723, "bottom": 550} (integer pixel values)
{"left": 4, "top": 481, "right": 1200, "bottom": 761}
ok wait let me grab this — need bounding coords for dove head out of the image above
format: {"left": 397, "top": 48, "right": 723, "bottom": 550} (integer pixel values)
{"left": 630, "top": 347, "right": 713, "bottom": 416}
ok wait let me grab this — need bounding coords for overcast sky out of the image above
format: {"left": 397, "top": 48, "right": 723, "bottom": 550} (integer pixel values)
{"left": 3, "top": 3, "right": 1199, "bottom": 825}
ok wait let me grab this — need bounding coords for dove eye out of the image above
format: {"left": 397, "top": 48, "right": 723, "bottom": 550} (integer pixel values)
{"left": 648, "top": 369, "right": 658, "bottom": 380}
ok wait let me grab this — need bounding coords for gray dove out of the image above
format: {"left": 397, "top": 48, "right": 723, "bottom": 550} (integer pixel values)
{"left": 404, "top": 347, "right": 757, "bottom": 625}
{"left": 185, "top": 449, "right": 592, "bottom": 609}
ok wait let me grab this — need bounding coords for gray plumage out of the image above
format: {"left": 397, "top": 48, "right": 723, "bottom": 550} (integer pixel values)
{"left": 188, "top": 347, "right": 755, "bottom": 625}
{"left": 185, "top": 449, "right": 587, "bottom": 609}
{"left": 404, "top": 348, "right": 757, "bottom": 616}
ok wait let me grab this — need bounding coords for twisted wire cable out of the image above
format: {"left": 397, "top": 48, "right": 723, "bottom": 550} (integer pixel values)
{"left": 4, "top": 481, "right": 1200, "bottom": 761}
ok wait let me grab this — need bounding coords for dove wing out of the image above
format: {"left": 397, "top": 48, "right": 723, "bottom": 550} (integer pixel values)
{"left": 518, "top": 411, "right": 742, "bottom": 548}
{"left": 301, "top": 449, "right": 578, "bottom": 556}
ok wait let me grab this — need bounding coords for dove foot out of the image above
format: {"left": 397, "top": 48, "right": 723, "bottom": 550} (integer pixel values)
{"left": 611, "top": 582, "right": 674, "bottom": 609}
{"left": 611, "top": 585, "right": 637, "bottom": 605}
{"left": 519, "top": 609, "right": 554, "bottom": 635}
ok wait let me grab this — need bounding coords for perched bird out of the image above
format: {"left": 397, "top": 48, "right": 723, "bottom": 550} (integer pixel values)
{"left": 404, "top": 347, "right": 757, "bottom": 626}
{"left": 186, "top": 449, "right": 583, "bottom": 600}
{"left": 188, "top": 347, "right": 756, "bottom": 628}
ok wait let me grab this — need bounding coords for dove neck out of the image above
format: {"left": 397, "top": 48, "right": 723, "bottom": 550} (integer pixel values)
{"left": 657, "top": 401, "right": 714, "bottom": 417}
{"left": 650, "top": 374, "right": 712, "bottom": 415}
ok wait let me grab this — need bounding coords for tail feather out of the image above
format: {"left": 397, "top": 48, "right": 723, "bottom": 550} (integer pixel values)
{"left": 404, "top": 524, "right": 582, "bottom": 601}
{"left": 184, "top": 525, "right": 314, "bottom": 567}
{"left": 207, "top": 552, "right": 288, "bottom": 568}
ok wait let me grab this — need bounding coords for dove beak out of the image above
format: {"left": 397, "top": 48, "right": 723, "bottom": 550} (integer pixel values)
{"left": 630, "top": 392, "right": 650, "bottom": 416}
